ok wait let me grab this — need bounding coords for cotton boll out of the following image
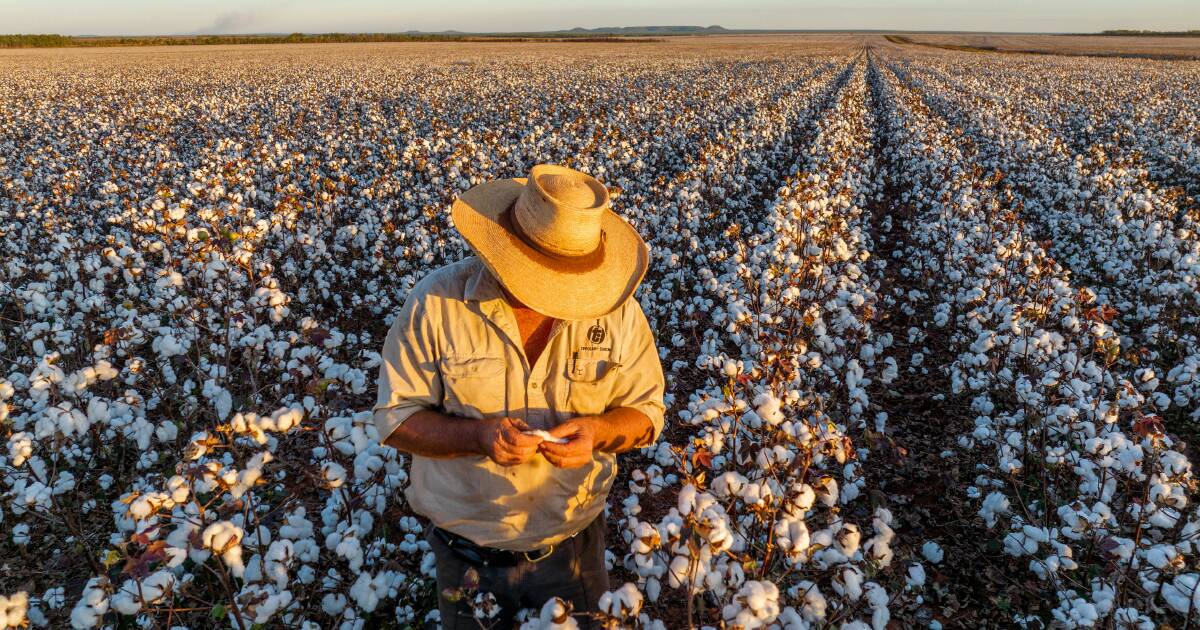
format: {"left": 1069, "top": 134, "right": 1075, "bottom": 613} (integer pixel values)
{"left": 773, "top": 518, "right": 810, "bottom": 564}
{"left": 11, "top": 524, "right": 30, "bottom": 546}
{"left": 7, "top": 433, "right": 33, "bottom": 467}
{"left": 42, "top": 588, "right": 64, "bottom": 610}
{"left": 597, "top": 583, "right": 643, "bottom": 619}
{"left": 721, "top": 359, "right": 741, "bottom": 377}
{"left": 280, "top": 508, "right": 315, "bottom": 540}
{"left": 667, "top": 555, "right": 693, "bottom": 590}
{"left": 1158, "top": 573, "right": 1200, "bottom": 614}
{"left": 166, "top": 475, "right": 189, "bottom": 504}
{"left": 266, "top": 405, "right": 304, "bottom": 432}
{"left": 322, "top": 462, "right": 347, "bottom": 489}
{"left": 906, "top": 563, "right": 926, "bottom": 589}
{"left": 524, "top": 597, "right": 578, "bottom": 630}
{"left": 69, "top": 577, "right": 110, "bottom": 629}
{"left": 832, "top": 565, "right": 864, "bottom": 601}
{"left": 321, "top": 593, "right": 347, "bottom": 616}
{"left": 109, "top": 571, "right": 175, "bottom": 616}
{"left": 753, "top": 392, "right": 784, "bottom": 425}
{"left": 788, "top": 580, "right": 827, "bottom": 621}
{"left": 921, "top": 541, "right": 944, "bottom": 564}
{"left": 0, "top": 592, "right": 28, "bottom": 629}
{"left": 979, "top": 492, "right": 1009, "bottom": 528}
{"left": 721, "top": 581, "right": 780, "bottom": 629}
{"left": 237, "top": 584, "right": 294, "bottom": 625}
{"left": 202, "top": 521, "right": 245, "bottom": 575}
{"left": 348, "top": 571, "right": 394, "bottom": 613}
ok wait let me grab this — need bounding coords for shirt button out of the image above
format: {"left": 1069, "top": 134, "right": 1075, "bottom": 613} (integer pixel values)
{"left": 530, "top": 382, "right": 541, "bottom": 390}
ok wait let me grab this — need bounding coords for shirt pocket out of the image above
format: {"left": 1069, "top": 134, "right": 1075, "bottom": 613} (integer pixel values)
{"left": 439, "top": 355, "right": 506, "bottom": 419}
{"left": 563, "top": 360, "right": 622, "bottom": 417}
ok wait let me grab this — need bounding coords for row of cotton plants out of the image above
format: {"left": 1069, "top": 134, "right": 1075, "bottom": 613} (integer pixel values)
{"left": 871, "top": 55, "right": 1200, "bottom": 625}
{"left": 612, "top": 58, "right": 924, "bottom": 630}
{"left": 629, "top": 61, "right": 846, "bottom": 397}
{"left": 886, "top": 54, "right": 1200, "bottom": 425}
{"left": 0, "top": 46, "right": 850, "bottom": 628}
{"left": 515, "top": 54, "right": 859, "bottom": 629}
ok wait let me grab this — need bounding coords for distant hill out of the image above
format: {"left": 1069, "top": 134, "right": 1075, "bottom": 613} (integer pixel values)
{"left": 1099, "top": 29, "right": 1200, "bottom": 37}
{"left": 553, "top": 25, "right": 730, "bottom": 35}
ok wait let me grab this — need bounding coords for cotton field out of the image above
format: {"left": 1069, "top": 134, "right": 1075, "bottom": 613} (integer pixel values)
{"left": 1, "top": 36, "right": 1199, "bottom": 629}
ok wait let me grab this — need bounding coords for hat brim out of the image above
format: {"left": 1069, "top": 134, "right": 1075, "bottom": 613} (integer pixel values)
{"left": 451, "top": 178, "right": 649, "bottom": 320}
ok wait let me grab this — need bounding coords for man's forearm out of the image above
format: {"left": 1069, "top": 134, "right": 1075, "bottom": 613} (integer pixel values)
{"left": 579, "top": 407, "right": 657, "bottom": 454}
{"left": 378, "top": 408, "right": 484, "bottom": 458}
{"left": 379, "top": 406, "right": 657, "bottom": 460}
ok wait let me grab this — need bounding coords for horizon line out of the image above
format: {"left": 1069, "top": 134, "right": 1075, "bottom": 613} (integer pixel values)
{"left": 10, "top": 27, "right": 1197, "bottom": 38}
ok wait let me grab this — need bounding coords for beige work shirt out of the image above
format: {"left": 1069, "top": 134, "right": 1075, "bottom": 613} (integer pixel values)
{"left": 373, "top": 256, "right": 665, "bottom": 551}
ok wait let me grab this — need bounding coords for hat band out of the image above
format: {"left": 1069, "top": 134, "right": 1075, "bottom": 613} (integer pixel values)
{"left": 500, "top": 200, "right": 607, "bottom": 271}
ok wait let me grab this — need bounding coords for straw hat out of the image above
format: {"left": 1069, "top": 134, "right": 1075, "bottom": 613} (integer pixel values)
{"left": 451, "top": 164, "right": 649, "bottom": 320}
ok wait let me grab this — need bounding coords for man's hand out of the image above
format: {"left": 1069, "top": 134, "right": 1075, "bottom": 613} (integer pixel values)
{"left": 476, "top": 417, "right": 543, "bottom": 466}
{"left": 539, "top": 418, "right": 597, "bottom": 469}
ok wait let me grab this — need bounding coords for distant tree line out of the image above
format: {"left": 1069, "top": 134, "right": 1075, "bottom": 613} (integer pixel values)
{"left": 0, "top": 34, "right": 76, "bottom": 47}
{"left": 0, "top": 32, "right": 659, "bottom": 48}
{"left": 1100, "top": 29, "right": 1200, "bottom": 37}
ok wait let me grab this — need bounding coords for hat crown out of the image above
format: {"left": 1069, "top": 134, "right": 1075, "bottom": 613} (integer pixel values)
{"left": 513, "top": 164, "right": 609, "bottom": 258}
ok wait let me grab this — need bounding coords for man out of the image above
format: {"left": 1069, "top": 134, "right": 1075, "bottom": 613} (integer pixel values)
{"left": 373, "top": 164, "right": 666, "bottom": 628}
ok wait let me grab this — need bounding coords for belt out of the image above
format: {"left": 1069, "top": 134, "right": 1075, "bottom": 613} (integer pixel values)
{"left": 433, "top": 527, "right": 574, "bottom": 567}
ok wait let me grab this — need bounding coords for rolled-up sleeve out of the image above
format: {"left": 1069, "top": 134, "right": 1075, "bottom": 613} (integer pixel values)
{"left": 609, "top": 299, "right": 667, "bottom": 441}
{"left": 373, "top": 291, "right": 442, "bottom": 443}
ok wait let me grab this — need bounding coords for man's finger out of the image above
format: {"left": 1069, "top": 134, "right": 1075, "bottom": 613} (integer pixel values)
{"left": 540, "top": 443, "right": 590, "bottom": 465}
{"left": 547, "top": 422, "right": 583, "bottom": 439}
{"left": 538, "top": 441, "right": 576, "bottom": 457}
{"left": 496, "top": 442, "right": 536, "bottom": 459}
{"left": 494, "top": 449, "right": 528, "bottom": 466}
{"left": 544, "top": 451, "right": 590, "bottom": 469}
{"left": 541, "top": 450, "right": 567, "bottom": 467}
{"left": 507, "top": 445, "right": 540, "bottom": 459}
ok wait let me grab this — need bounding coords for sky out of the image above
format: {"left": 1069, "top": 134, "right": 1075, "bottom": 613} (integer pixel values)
{"left": 2, "top": 0, "right": 1197, "bottom": 36}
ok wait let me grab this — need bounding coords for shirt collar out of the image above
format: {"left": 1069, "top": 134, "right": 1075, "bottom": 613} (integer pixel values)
{"left": 462, "top": 256, "right": 570, "bottom": 342}
{"left": 463, "top": 256, "right": 502, "bottom": 304}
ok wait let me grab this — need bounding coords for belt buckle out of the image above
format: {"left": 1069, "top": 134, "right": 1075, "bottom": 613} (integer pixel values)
{"left": 523, "top": 544, "right": 555, "bottom": 563}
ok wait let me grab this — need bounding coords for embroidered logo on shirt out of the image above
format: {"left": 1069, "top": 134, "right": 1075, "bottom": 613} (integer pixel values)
{"left": 587, "top": 324, "right": 606, "bottom": 345}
